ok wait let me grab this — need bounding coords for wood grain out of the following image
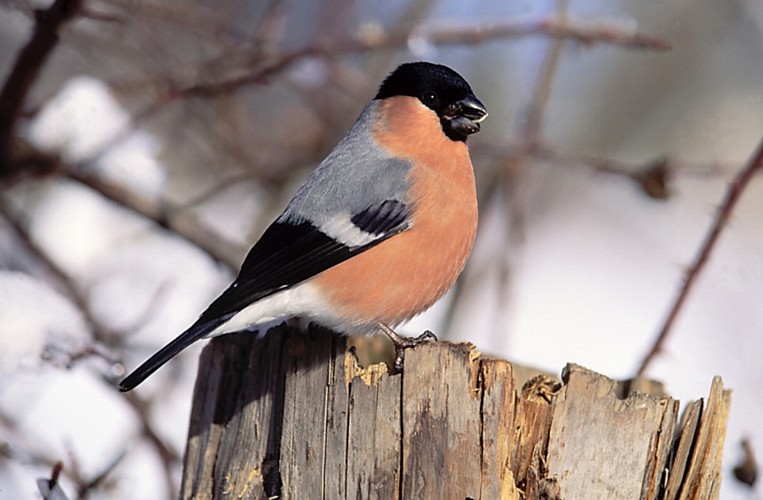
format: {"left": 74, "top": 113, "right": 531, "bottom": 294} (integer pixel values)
{"left": 181, "top": 327, "right": 731, "bottom": 499}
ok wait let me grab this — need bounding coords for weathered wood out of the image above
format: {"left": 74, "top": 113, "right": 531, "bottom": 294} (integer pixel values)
{"left": 676, "top": 377, "right": 730, "bottom": 499}
{"left": 344, "top": 357, "right": 401, "bottom": 499}
{"left": 400, "top": 342, "right": 482, "bottom": 498}
{"left": 479, "top": 358, "right": 518, "bottom": 500}
{"left": 510, "top": 374, "right": 556, "bottom": 486}
{"left": 182, "top": 327, "right": 731, "bottom": 499}
{"left": 546, "top": 364, "right": 675, "bottom": 498}
{"left": 279, "top": 329, "right": 338, "bottom": 496}
{"left": 642, "top": 393, "right": 679, "bottom": 499}
{"left": 181, "top": 327, "right": 287, "bottom": 499}
{"left": 665, "top": 399, "right": 702, "bottom": 499}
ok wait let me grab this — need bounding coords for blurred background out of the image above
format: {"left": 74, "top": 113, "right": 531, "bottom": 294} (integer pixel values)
{"left": 0, "top": 0, "right": 761, "bottom": 498}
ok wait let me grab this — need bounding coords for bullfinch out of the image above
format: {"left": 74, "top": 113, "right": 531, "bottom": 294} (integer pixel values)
{"left": 119, "top": 61, "right": 487, "bottom": 392}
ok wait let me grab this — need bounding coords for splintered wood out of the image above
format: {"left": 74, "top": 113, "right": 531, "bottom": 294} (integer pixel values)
{"left": 181, "top": 327, "right": 731, "bottom": 499}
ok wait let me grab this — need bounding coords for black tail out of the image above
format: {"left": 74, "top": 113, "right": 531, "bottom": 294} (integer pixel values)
{"left": 118, "top": 318, "right": 226, "bottom": 392}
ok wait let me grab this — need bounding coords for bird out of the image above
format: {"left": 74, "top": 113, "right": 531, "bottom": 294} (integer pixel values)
{"left": 118, "top": 61, "right": 487, "bottom": 392}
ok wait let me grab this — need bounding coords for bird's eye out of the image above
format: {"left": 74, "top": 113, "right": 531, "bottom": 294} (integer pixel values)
{"left": 423, "top": 91, "right": 438, "bottom": 105}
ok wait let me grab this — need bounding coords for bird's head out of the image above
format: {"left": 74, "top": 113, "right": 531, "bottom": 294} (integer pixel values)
{"left": 375, "top": 61, "right": 488, "bottom": 142}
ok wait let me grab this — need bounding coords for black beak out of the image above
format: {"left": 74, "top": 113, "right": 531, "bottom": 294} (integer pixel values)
{"left": 457, "top": 95, "right": 488, "bottom": 122}
{"left": 444, "top": 95, "right": 488, "bottom": 138}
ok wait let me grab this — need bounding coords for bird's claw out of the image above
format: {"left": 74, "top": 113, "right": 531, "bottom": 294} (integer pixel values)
{"left": 381, "top": 327, "right": 437, "bottom": 374}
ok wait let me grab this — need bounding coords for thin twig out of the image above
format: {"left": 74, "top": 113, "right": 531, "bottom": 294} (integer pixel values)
{"left": 2, "top": 143, "right": 243, "bottom": 270}
{"left": 492, "top": 0, "right": 570, "bottom": 336}
{"left": 65, "top": 167, "right": 243, "bottom": 269}
{"left": 478, "top": 141, "right": 731, "bottom": 200}
{"left": 181, "top": 17, "right": 669, "bottom": 97}
{"left": 109, "top": 16, "right": 670, "bottom": 104}
{"left": 421, "top": 17, "right": 671, "bottom": 50}
{"left": 75, "top": 449, "right": 126, "bottom": 499}
{"left": 2, "top": 413, "right": 121, "bottom": 499}
{"left": 0, "top": 0, "right": 83, "bottom": 171}
{"left": 526, "top": 146, "right": 674, "bottom": 199}
{"left": 0, "top": 201, "right": 101, "bottom": 335}
{"left": 444, "top": 5, "right": 674, "bottom": 341}
{"left": 509, "top": 0, "right": 569, "bottom": 239}
{"left": 104, "top": 0, "right": 252, "bottom": 45}
{"left": 636, "top": 136, "right": 763, "bottom": 376}
{"left": 123, "top": 392, "right": 180, "bottom": 498}
{"left": 0, "top": 202, "right": 182, "bottom": 496}
{"left": 479, "top": 140, "right": 730, "bottom": 178}
{"left": 518, "top": 12, "right": 569, "bottom": 147}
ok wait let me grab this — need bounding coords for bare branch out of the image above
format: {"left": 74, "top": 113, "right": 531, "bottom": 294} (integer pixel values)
{"left": 420, "top": 17, "right": 671, "bottom": 51}
{"left": 444, "top": 1, "right": 575, "bottom": 339}
{"left": 636, "top": 136, "right": 763, "bottom": 376}
{"left": 0, "top": 0, "right": 83, "bottom": 173}
{"left": 64, "top": 166, "right": 243, "bottom": 269}
{"left": 107, "top": 16, "right": 669, "bottom": 105}
{"left": 0, "top": 201, "right": 103, "bottom": 337}
{"left": 478, "top": 142, "right": 731, "bottom": 200}
{"left": 104, "top": 0, "right": 252, "bottom": 45}
{"left": 36, "top": 462, "right": 69, "bottom": 500}
{"left": 508, "top": 0, "right": 570, "bottom": 240}
{"left": 182, "top": 17, "right": 669, "bottom": 96}
{"left": 74, "top": 449, "right": 126, "bottom": 499}
{"left": 3, "top": 413, "right": 122, "bottom": 499}
{"left": 532, "top": 146, "right": 673, "bottom": 200}
{"left": 123, "top": 392, "right": 180, "bottom": 498}
{"left": 2, "top": 144, "right": 243, "bottom": 270}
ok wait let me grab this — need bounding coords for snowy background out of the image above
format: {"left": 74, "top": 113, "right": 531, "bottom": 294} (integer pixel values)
{"left": 0, "top": 0, "right": 762, "bottom": 498}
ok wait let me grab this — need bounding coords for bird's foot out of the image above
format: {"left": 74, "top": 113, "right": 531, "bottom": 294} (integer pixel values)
{"left": 378, "top": 323, "right": 438, "bottom": 374}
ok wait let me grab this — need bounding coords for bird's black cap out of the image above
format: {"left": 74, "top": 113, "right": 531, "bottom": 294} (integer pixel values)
{"left": 376, "top": 62, "right": 487, "bottom": 141}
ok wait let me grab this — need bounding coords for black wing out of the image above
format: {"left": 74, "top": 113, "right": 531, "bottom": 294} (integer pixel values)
{"left": 198, "top": 199, "right": 411, "bottom": 323}
{"left": 351, "top": 199, "right": 409, "bottom": 235}
{"left": 118, "top": 199, "right": 410, "bottom": 392}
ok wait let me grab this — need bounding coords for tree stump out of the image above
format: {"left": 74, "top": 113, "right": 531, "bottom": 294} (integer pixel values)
{"left": 181, "top": 326, "right": 730, "bottom": 499}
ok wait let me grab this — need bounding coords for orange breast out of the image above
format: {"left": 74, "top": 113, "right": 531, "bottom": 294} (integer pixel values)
{"left": 311, "top": 97, "right": 478, "bottom": 327}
